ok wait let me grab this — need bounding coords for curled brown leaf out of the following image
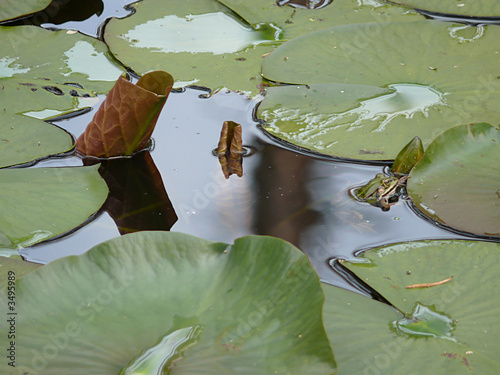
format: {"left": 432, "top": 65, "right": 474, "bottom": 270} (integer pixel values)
{"left": 76, "top": 70, "right": 174, "bottom": 158}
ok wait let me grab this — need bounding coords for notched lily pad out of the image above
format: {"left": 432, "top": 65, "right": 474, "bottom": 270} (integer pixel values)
{"left": 0, "top": 232, "right": 337, "bottom": 374}
{"left": 0, "top": 165, "right": 109, "bottom": 248}
{"left": 408, "top": 123, "right": 500, "bottom": 237}
{"left": 0, "top": 112, "right": 74, "bottom": 168}
{"left": 324, "top": 239, "right": 500, "bottom": 374}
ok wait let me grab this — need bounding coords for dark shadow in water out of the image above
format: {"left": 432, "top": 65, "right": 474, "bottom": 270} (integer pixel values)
{"left": 98, "top": 151, "right": 178, "bottom": 235}
{"left": 2, "top": 0, "right": 134, "bottom": 37}
{"left": 253, "top": 144, "right": 319, "bottom": 249}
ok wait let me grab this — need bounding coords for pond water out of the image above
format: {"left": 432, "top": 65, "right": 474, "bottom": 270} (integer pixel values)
{"left": 5, "top": 0, "right": 479, "bottom": 294}
{"left": 23, "top": 86, "right": 474, "bottom": 293}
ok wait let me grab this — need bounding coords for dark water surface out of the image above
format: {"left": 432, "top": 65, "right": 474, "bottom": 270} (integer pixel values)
{"left": 23, "top": 88, "right": 473, "bottom": 291}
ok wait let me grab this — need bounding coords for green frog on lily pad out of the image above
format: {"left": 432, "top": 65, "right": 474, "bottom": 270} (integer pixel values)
{"left": 353, "top": 136, "right": 424, "bottom": 211}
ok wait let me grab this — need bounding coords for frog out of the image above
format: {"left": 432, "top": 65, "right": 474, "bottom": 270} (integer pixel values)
{"left": 352, "top": 136, "right": 423, "bottom": 211}
{"left": 354, "top": 173, "right": 408, "bottom": 211}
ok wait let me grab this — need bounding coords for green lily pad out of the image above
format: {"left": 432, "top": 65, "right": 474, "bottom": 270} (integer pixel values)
{"left": 386, "top": 0, "right": 500, "bottom": 18}
{"left": 0, "top": 255, "right": 42, "bottom": 290}
{"left": 324, "top": 239, "right": 500, "bottom": 374}
{"left": 408, "top": 123, "right": 500, "bottom": 237}
{"left": 0, "top": 232, "right": 336, "bottom": 374}
{"left": 0, "top": 165, "right": 108, "bottom": 249}
{"left": 0, "top": 25, "right": 125, "bottom": 95}
{"left": 0, "top": 112, "right": 74, "bottom": 168}
{"left": 217, "top": 0, "right": 422, "bottom": 40}
{"left": 260, "top": 20, "right": 500, "bottom": 159}
{"left": 104, "top": 0, "right": 421, "bottom": 95}
{"left": 0, "top": 0, "right": 51, "bottom": 22}
{"left": 0, "top": 78, "right": 99, "bottom": 120}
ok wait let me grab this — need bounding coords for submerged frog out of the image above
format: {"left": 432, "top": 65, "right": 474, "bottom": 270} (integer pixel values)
{"left": 353, "top": 136, "right": 423, "bottom": 211}
{"left": 354, "top": 173, "right": 408, "bottom": 211}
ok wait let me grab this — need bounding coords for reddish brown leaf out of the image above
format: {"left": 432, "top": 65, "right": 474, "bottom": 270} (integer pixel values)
{"left": 76, "top": 71, "right": 174, "bottom": 157}
{"left": 217, "top": 121, "right": 243, "bottom": 179}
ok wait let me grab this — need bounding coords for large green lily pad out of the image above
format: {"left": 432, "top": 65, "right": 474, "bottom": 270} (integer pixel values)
{"left": 324, "top": 239, "right": 500, "bottom": 374}
{"left": 0, "top": 232, "right": 336, "bottom": 374}
{"left": 0, "top": 112, "right": 74, "bottom": 168}
{"left": 217, "top": 0, "right": 422, "bottom": 40}
{"left": 104, "top": 0, "right": 421, "bottom": 95}
{"left": 260, "top": 20, "right": 500, "bottom": 160}
{"left": 385, "top": 0, "right": 500, "bottom": 18}
{"left": 0, "top": 165, "right": 108, "bottom": 249}
{"left": 0, "top": 0, "right": 51, "bottom": 22}
{"left": 408, "top": 123, "right": 500, "bottom": 237}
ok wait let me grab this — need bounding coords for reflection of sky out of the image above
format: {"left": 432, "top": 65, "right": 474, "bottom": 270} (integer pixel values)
{"left": 24, "top": 89, "right": 472, "bottom": 292}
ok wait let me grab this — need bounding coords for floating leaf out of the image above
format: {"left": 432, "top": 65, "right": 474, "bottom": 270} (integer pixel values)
{"left": 0, "top": 0, "right": 51, "bottom": 22}
{"left": 217, "top": 120, "right": 243, "bottom": 178}
{"left": 0, "top": 112, "right": 74, "bottom": 168}
{"left": 324, "top": 239, "right": 500, "bottom": 374}
{"left": 104, "top": 0, "right": 421, "bottom": 95}
{"left": 407, "top": 123, "right": 500, "bottom": 237}
{"left": 0, "top": 165, "right": 108, "bottom": 248}
{"left": 260, "top": 21, "right": 500, "bottom": 160}
{"left": 0, "top": 232, "right": 336, "bottom": 374}
{"left": 391, "top": 136, "right": 424, "bottom": 176}
{"left": 76, "top": 71, "right": 173, "bottom": 157}
{"left": 386, "top": 0, "right": 500, "bottom": 18}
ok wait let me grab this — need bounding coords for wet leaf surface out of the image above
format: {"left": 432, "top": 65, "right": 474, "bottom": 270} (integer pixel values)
{"left": 260, "top": 21, "right": 500, "bottom": 160}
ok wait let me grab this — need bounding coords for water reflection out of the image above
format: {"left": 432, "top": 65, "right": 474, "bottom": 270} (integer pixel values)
{"left": 98, "top": 151, "right": 177, "bottom": 234}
